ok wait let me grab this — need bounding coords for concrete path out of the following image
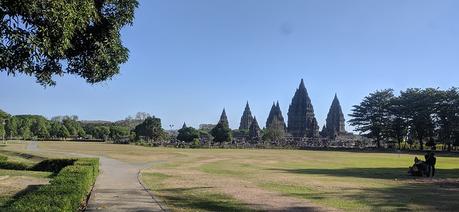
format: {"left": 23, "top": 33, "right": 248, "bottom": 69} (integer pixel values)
{"left": 27, "top": 141, "right": 165, "bottom": 212}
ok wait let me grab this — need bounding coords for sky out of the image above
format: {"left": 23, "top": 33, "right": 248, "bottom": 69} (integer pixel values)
{"left": 1, "top": 0, "right": 459, "bottom": 130}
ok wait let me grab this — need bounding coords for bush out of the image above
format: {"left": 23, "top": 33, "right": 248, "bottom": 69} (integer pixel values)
{"left": 5, "top": 158, "right": 99, "bottom": 212}
{"left": 0, "top": 155, "right": 7, "bottom": 161}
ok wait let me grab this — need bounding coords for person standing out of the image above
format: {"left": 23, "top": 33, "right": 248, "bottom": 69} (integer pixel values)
{"left": 425, "top": 152, "right": 437, "bottom": 177}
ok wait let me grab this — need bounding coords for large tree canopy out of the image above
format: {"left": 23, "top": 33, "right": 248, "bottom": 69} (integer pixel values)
{"left": 0, "top": 0, "right": 138, "bottom": 86}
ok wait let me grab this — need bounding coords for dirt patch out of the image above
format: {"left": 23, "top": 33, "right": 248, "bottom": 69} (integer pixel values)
{"left": 147, "top": 157, "right": 339, "bottom": 212}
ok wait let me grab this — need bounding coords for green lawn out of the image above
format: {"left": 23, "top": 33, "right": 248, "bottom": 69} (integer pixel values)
{"left": 4, "top": 142, "right": 459, "bottom": 211}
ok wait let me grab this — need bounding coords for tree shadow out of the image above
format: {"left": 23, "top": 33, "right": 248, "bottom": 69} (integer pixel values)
{"left": 155, "top": 186, "right": 256, "bottom": 211}
{"left": 0, "top": 184, "right": 44, "bottom": 209}
{"left": 269, "top": 167, "right": 459, "bottom": 180}
{"left": 345, "top": 180, "right": 459, "bottom": 211}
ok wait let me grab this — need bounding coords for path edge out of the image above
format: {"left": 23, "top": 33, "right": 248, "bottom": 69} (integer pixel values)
{"left": 137, "top": 170, "right": 169, "bottom": 212}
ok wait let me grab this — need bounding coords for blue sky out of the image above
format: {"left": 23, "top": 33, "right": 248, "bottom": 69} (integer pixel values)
{"left": 1, "top": 0, "right": 459, "bottom": 130}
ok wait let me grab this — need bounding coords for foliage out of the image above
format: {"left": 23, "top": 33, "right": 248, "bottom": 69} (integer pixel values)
{"left": 0, "top": 0, "right": 139, "bottom": 86}
{"left": 109, "top": 126, "right": 131, "bottom": 140}
{"left": 177, "top": 126, "right": 200, "bottom": 143}
{"left": 49, "top": 121, "right": 70, "bottom": 138}
{"left": 4, "top": 158, "right": 99, "bottom": 211}
{"left": 63, "top": 118, "right": 85, "bottom": 137}
{"left": 349, "top": 89, "right": 394, "bottom": 148}
{"left": 350, "top": 88, "right": 459, "bottom": 150}
{"left": 210, "top": 122, "right": 232, "bottom": 143}
{"left": 134, "top": 116, "right": 165, "bottom": 141}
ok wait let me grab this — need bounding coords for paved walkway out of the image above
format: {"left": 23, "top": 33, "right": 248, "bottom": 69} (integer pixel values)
{"left": 28, "top": 141, "right": 165, "bottom": 212}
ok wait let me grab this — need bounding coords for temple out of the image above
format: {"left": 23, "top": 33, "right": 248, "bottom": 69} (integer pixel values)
{"left": 322, "top": 94, "right": 346, "bottom": 138}
{"left": 239, "top": 102, "right": 253, "bottom": 131}
{"left": 287, "top": 79, "right": 319, "bottom": 138}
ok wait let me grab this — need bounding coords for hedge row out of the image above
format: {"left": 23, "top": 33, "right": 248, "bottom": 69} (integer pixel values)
{"left": 4, "top": 158, "right": 99, "bottom": 212}
{"left": 0, "top": 158, "right": 76, "bottom": 172}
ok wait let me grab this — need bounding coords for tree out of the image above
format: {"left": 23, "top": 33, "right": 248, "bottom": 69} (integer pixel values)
{"left": 17, "top": 118, "right": 32, "bottom": 140}
{"left": 94, "top": 126, "right": 111, "bottom": 140}
{"left": 0, "top": 0, "right": 139, "bottom": 86}
{"left": 134, "top": 116, "right": 165, "bottom": 141}
{"left": 434, "top": 88, "right": 459, "bottom": 151}
{"left": 399, "top": 88, "right": 437, "bottom": 150}
{"left": 109, "top": 126, "right": 131, "bottom": 140}
{"left": 349, "top": 89, "right": 394, "bottom": 148}
{"left": 210, "top": 122, "right": 232, "bottom": 143}
{"left": 31, "top": 118, "right": 49, "bottom": 138}
{"left": 5, "top": 117, "right": 18, "bottom": 139}
{"left": 386, "top": 96, "right": 408, "bottom": 150}
{"left": 210, "top": 109, "right": 232, "bottom": 143}
{"left": 49, "top": 121, "right": 70, "bottom": 139}
{"left": 177, "top": 126, "right": 200, "bottom": 143}
{"left": 63, "top": 118, "right": 85, "bottom": 137}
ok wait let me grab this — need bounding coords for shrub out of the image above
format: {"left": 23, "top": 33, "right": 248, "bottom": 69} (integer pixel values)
{"left": 5, "top": 158, "right": 99, "bottom": 212}
{"left": 0, "top": 155, "right": 7, "bottom": 161}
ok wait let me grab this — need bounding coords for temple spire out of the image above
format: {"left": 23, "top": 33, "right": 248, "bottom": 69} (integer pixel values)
{"left": 287, "top": 79, "right": 319, "bottom": 138}
{"left": 248, "top": 116, "right": 261, "bottom": 141}
{"left": 323, "top": 94, "right": 346, "bottom": 138}
{"left": 239, "top": 102, "right": 254, "bottom": 131}
{"left": 219, "top": 108, "right": 229, "bottom": 127}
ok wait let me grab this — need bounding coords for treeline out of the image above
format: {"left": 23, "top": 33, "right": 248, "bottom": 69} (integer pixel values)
{"left": 0, "top": 111, "right": 148, "bottom": 142}
{"left": 349, "top": 87, "right": 459, "bottom": 151}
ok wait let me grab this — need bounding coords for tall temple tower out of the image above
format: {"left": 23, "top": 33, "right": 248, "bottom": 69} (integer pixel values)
{"left": 218, "top": 108, "right": 229, "bottom": 126}
{"left": 287, "top": 79, "right": 319, "bottom": 138}
{"left": 248, "top": 116, "right": 261, "bottom": 141}
{"left": 239, "top": 102, "right": 254, "bottom": 131}
{"left": 266, "top": 101, "right": 286, "bottom": 131}
{"left": 323, "top": 94, "right": 346, "bottom": 138}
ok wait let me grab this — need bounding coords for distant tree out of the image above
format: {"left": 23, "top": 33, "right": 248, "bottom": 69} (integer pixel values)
{"left": 134, "top": 116, "right": 165, "bottom": 141}
{"left": 399, "top": 88, "right": 437, "bottom": 150}
{"left": 5, "top": 117, "right": 18, "bottom": 139}
{"left": 0, "top": 0, "right": 139, "bottom": 86}
{"left": 17, "top": 118, "right": 32, "bottom": 140}
{"left": 109, "top": 126, "right": 131, "bottom": 140}
{"left": 210, "top": 122, "right": 232, "bottom": 143}
{"left": 63, "top": 118, "right": 85, "bottom": 137}
{"left": 435, "top": 88, "right": 459, "bottom": 151}
{"left": 386, "top": 97, "right": 408, "bottom": 150}
{"left": 94, "top": 126, "right": 111, "bottom": 140}
{"left": 177, "top": 126, "right": 200, "bottom": 143}
{"left": 49, "top": 121, "right": 70, "bottom": 139}
{"left": 349, "top": 89, "right": 394, "bottom": 148}
{"left": 31, "top": 118, "right": 49, "bottom": 138}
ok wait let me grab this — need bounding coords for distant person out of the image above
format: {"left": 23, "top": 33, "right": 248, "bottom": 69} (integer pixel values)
{"left": 426, "top": 152, "right": 437, "bottom": 177}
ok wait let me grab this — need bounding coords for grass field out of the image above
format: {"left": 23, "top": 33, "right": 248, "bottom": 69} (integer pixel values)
{"left": 3, "top": 141, "right": 459, "bottom": 211}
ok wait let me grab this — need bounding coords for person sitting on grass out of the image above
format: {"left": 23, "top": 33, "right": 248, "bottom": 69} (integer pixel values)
{"left": 408, "top": 157, "right": 428, "bottom": 177}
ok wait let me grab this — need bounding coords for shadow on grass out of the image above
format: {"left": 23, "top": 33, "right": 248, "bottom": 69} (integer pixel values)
{"left": 269, "top": 167, "right": 459, "bottom": 210}
{"left": 346, "top": 181, "right": 459, "bottom": 211}
{"left": 155, "top": 186, "right": 255, "bottom": 211}
{"left": 0, "top": 184, "right": 44, "bottom": 209}
{"left": 269, "top": 167, "right": 459, "bottom": 179}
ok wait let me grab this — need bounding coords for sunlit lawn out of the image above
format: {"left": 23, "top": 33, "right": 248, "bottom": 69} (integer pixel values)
{"left": 4, "top": 141, "right": 459, "bottom": 211}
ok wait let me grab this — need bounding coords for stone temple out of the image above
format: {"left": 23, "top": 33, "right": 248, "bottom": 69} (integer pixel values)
{"left": 239, "top": 102, "right": 253, "bottom": 131}
{"left": 248, "top": 116, "right": 261, "bottom": 141}
{"left": 266, "top": 101, "right": 287, "bottom": 132}
{"left": 322, "top": 94, "right": 346, "bottom": 138}
{"left": 287, "top": 79, "right": 319, "bottom": 138}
